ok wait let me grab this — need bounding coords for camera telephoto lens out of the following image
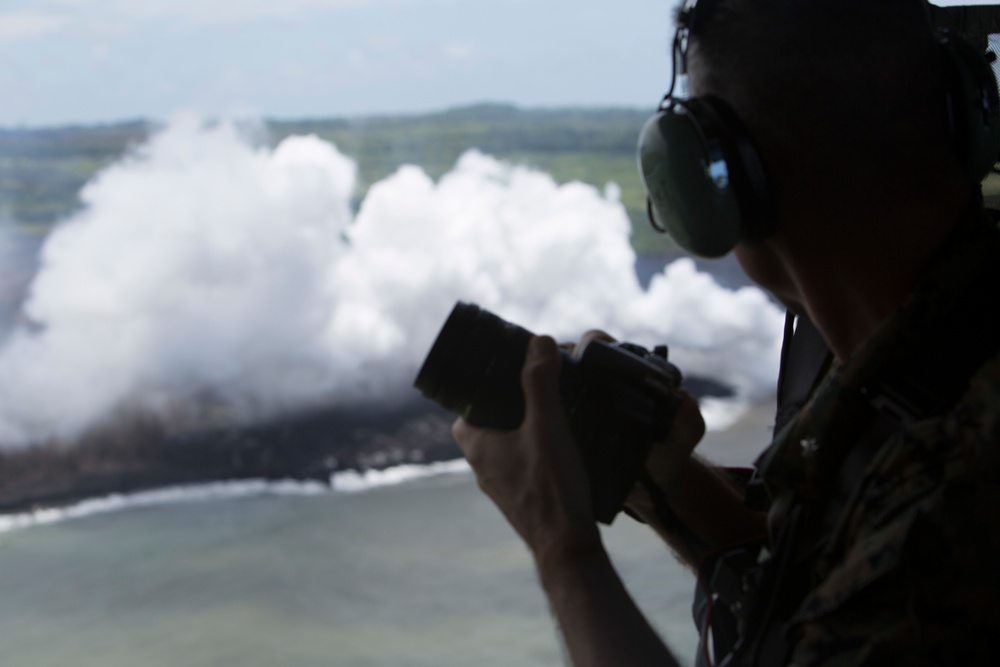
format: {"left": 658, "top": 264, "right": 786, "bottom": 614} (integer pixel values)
{"left": 413, "top": 302, "right": 535, "bottom": 430}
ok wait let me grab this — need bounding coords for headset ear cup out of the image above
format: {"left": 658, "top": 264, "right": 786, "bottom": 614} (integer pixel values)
{"left": 940, "top": 32, "right": 1000, "bottom": 182}
{"left": 694, "top": 96, "right": 775, "bottom": 245}
{"left": 639, "top": 106, "right": 742, "bottom": 257}
{"left": 637, "top": 97, "right": 774, "bottom": 258}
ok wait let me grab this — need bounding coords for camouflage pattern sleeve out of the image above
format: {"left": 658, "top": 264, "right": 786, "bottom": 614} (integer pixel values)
{"left": 786, "top": 354, "right": 1000, "bottom": 666}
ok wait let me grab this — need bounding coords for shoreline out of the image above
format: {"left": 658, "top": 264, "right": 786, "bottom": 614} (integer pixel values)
{"left": 0, "top": 402, "right": 462, "bottom": 516}
{"left": 0, "top": 374, "right": 739, "bottom": 516}
{"left": 0, "top": 458, "right": 474, "bottom": 536}
{"left": 0, "top": 399, "right": 777, "bottom": 535}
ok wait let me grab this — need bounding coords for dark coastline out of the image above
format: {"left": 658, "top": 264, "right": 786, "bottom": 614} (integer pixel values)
{"left": 0, "top": 401, "right": 459, "bottom": 515}
{"left": 0, "top": 371, "right": 733, "bottom": 515}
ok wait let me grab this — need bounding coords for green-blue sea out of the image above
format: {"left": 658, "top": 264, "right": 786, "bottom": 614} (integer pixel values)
{"left": 0, "top": 403, "right": 774, "bottom": 667}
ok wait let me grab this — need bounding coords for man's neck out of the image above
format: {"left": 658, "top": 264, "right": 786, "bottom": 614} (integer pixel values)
{"left": 784, "top": 183, "right": 973, "bottom": 361}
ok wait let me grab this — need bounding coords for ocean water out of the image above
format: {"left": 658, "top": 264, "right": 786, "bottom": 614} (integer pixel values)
{"left": 0, "top": 403, "right": 776, "bottom": 667}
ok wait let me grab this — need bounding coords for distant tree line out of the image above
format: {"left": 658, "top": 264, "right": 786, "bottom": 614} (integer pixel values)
{"left": 0, "top": 105, "right": 676, "bottom": 254}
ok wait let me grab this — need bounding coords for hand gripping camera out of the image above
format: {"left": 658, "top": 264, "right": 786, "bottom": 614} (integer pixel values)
{"left": 413, "top": 302, "right": 684, "bottom": 523}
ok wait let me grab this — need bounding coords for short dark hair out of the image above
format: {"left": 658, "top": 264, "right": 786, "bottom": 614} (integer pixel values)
{"left": 687, "top": 0, "right": 958, "bottom": 210}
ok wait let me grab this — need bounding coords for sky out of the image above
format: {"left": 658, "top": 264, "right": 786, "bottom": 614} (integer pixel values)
{"left": 0, "top": 0, "right": 680, "bottom": 127}
{"left": 1, "top": 0, "right": 990, "bottom": 128}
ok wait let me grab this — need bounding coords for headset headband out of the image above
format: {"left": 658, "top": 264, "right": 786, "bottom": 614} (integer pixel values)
{"left": 679, "top": 0, "right": 723, "bottom": 35}
{"left": 667, "top": 0, "right": 726, "bottom": 103}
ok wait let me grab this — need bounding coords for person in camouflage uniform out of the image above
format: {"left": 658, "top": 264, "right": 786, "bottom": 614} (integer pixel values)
{"left": 740, "top": 199, "right": 1000, "bottom": 665}
{"left": 451, "top": 0, "right": 1000, "bottom": 665}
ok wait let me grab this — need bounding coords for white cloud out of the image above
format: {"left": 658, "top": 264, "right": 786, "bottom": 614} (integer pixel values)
{"left": 102, "top": 0, "right": 381, "bottom": 23}
{"left": 0, "top": 13, "right": 66, "bottom": 43}
{"left": 441, "top": 43, "right": 475, "bottom": 61}
{"left": 0, "top": 0, "right": 436, "bottom": 33}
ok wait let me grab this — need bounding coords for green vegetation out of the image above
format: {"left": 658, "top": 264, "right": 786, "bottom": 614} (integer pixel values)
{"left": 0, "top": 105, "right": 677, "bottom": 254}
{"left": 0, "top": 121, "right": 148, "bottom": 231}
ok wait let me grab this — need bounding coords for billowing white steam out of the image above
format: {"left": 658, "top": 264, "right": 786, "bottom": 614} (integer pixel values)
{"left": 0, "top": 116, "right": 784, "bottom": 447}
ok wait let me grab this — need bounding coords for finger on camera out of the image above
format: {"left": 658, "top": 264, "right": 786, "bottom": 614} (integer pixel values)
{"left": 451, "top": 417, "right": 504, "bottom": 471}
{"left": 562, "top": 329, "right": 616, "bottom": 357}
{"left": 451, "top": 416, "right": 473, "bottom": 444}
{"left": 644, "top": 391, "right": 706, "bottom": 477}
{"left": 521, "top": 336, "right": 565, "bottom": 420}
{"left": 673, "top": 389, "right": 706, "bottom": 441}
{"left": 451, "top": 417, "right": 478, "bottom": 458}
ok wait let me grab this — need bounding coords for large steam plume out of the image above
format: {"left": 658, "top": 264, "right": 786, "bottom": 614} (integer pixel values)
{"left": 0, "top": 116, "right": 784, "bottom": 448}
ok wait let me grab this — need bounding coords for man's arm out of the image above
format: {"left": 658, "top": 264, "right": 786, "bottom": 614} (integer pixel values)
{"left": 626, "top": 454, "right": 768, "bottom": 567}
{"left": 453, "top": 335, "right": 684, "bottom": 667}
{"left": 536, "top": 541, "right": 684, "bottom": 667}
{"left": 452, "top": 335, "right": 767, "bottom": 664}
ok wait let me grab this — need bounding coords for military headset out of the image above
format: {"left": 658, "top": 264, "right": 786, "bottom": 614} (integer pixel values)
{"left": 637, "top": 0, "right": 1000, "bottom": 258}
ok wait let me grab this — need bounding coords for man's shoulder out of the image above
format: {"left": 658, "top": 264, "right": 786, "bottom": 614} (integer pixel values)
{"left": 788, "top": 357, "right": 1000, "bottom": 664}
{"left": 858, "top": 349, "right": 1000, "bottom": 526}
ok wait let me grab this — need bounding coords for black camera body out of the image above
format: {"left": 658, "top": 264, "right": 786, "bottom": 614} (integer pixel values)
{"left": 414, "top": 302, "right": 684, "bottom": 523}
